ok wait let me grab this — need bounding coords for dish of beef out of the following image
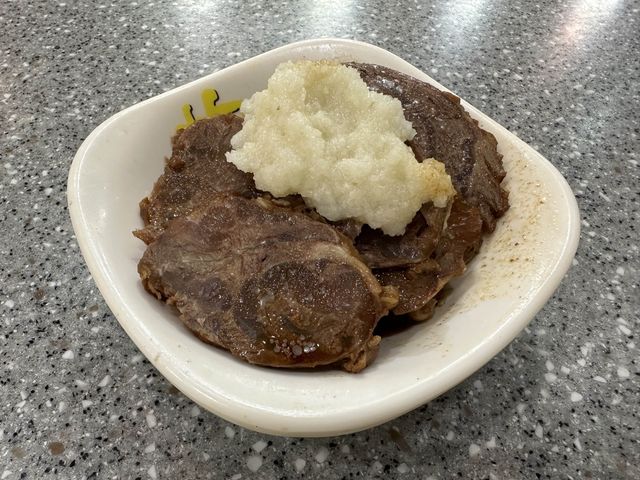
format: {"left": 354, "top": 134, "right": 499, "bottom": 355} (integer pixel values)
{"left": 134, "top": 62, "right": 509, "bottom": 371}
{"left": 138, "top": 193, "right": 397, "bottom": 372}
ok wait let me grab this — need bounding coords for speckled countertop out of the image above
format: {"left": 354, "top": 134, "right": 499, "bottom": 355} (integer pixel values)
{"left": 1, "top": 0, "right": 639, "bottom": 478}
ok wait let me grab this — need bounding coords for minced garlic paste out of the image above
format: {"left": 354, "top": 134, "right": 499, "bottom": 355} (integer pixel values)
{"left": 226, "top": 60, "right": 454, "bottom": 236}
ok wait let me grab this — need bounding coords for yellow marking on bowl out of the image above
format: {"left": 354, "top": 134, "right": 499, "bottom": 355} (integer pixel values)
{"left": 177, "top": 88, "right": 241, "bottom": 130}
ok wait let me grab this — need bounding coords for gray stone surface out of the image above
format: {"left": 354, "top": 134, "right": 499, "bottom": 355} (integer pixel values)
{"left": 1, "top": 0, "right": 638, "bottom": 478}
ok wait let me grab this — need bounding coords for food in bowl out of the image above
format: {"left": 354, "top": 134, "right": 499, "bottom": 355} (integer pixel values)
{"left": 226, "top": 61, "right": 455, "bottom": 236}
{"left": 133, "top": 61, "right": 509, "bottom": 372}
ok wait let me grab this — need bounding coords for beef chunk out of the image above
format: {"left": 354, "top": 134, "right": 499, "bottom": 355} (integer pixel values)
{"left": 138, "top": 194, "right": 396, "bottom": 371}
{"left": 435, "top": 197, "right": 485, "bottom": 266}
{"left": 267, "top": 194, "right": 364, "bottom": 241}
{"left": 356, "top": 203, "right": 449, "bottom": 269}
{"left": 377, "top": 197, "right": 484, "bottom": 317}
{"left": 346, "top": 63, "right": 509, "bottom": 319}
{"left": 347, "top": 62, "right": 509, "bottom": 232}
{"left": 134, "top": 115, "right": 256, "bottom": 244}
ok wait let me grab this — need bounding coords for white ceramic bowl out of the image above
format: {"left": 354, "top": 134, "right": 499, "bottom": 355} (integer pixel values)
{"left": 68, "top": 38, "right": 580, "bottom": 437}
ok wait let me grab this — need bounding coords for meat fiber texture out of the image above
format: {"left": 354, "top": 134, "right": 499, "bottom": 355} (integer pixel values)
{"left": 134, "top": 63, "right": 509, "bottom": 372}
{"left": 139, "top": 194, "right": 394, "bottom": 371}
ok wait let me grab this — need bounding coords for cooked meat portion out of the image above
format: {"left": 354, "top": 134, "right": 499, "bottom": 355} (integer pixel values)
{"left": 435, "top": 197, "right": 485, "bottom": 267}
{"left": 348, "top": 62, "right": 509, "bottom": 232}
{"left": 346, "top": 62, "right": 509, "bottom": 318}
{"left": 135, "top": 63, "right": 510, "bottom": 371}
{"left": 266, "top": 194, "right": 364, "bottom": 241}
{"left": 138, "top": 194, "right": 396, "bottom": 371}
{"left": 356, "top": 203, "right": 449, "bottom": 269}
{"left": 134, "top": 115, "right": 256, "bottom": 244}
{"left": 376, "top": 260, "right": 445, "bottom": 316}
{"left": 377, "top": 197, "right": 484, "bottom": 318}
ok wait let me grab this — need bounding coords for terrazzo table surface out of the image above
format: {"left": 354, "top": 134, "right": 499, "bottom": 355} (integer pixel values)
{"left": 1, "top": 1, "right": 639, "bottom": 478}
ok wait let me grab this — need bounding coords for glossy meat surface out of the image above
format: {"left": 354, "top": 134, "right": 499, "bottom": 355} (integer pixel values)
{"left": 138, "top": 194, "right": 392, "bottom": 370}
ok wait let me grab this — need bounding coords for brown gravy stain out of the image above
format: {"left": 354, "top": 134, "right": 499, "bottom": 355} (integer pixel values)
{"left": 48, "top": 441, "right": 65, "bottom": 456}
{"left": 429, "top": 145, "right": 560, "bottom": 323}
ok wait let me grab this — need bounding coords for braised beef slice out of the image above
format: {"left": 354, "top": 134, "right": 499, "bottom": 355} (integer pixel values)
{"left": 134, "top": 115, "right": 256, "bottom": 244}
{"left": 435, "top": 196, "right": 485, "bottom": 266}
{"left": 374, "top": 197, "right": 482, "bottom": 318}
{"left": 345, "top": 62, "right": 508, "bottom": 318}
{"left": 347, "top": 62, "right": 509, "bottom": 232}
{"left": 138, "top": 194, "right": 394, "bottom": 371}
{"left": 267, "top": 194, "right": 364, "bottom": 241}
{"left": 356, "top": 203, "right": 449, "bottom": 269}
{"left": 375, "top": 260, "right": 444, "bottom": 316}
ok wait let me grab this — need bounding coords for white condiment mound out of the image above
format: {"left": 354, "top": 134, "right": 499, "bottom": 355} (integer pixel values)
{"left": 226, "top": 60, "right": 454, "bottom": 236}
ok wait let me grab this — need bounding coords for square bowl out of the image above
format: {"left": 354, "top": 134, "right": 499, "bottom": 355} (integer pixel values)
{"left": 68, "top": 38, "right": 580, "bottom": 437}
